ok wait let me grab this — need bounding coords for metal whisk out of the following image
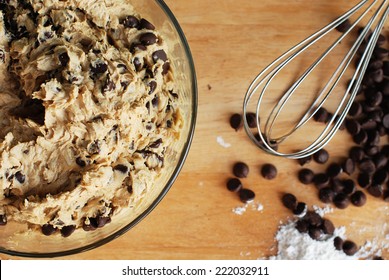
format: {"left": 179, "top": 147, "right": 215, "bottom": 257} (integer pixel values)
{"left": 243, "top": 0, "right": 389, "bottom": 159}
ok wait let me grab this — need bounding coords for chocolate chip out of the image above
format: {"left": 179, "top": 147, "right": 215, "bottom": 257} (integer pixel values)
{"left": 139, "top": 18, "right": 155, "bottom": 30}
{"left": 319, "top": 187, "right": 335, "bottom": 203}
{"left": 365, "top": 145, "right": 379, "bottom": 157}
{"left": 333, "top": 193, "right": 350, "bottom": 209}
{"left": 373, "top": 169, "right": 388, "bottom": 185}
{"left": 342, "top": 158, "right": 355, "bottom": 175}
{"left": 367, "top": 184, "right": 383, "bottom": 197}
{"left": 359, "top": 159, "right": 376, "bottom": 174}
{"left": 373, "top": 47, "right": 388, "bottom": 60}
{"left": 103, "top": 76, "right": 115, "bottom": 93}
{"left": 245, "top": 112, "right": 258, "bottom": 128}
{"left": 149, "top": 138, "right": 162, "bottom": 148}
{"left": 295, "top": 219, "right": 309, "bottom": 233}
{"left": 238, "top": 188, "right": 255, "bottom": 203}
{"left": 83, "top": 218, "right": 98, "bottom": 231}
{"left": 297, "top": 155, "right": 312, "bottom": 166}
{"left": 152, "top": 50, "right": 167, "bottom": 63}
{"left": 334, "top": 236, "right": 344, "bottom": 250}
{"left": 331, "top": 178, "right": 344, "bottom": 193}
{"left": 367, "top": 130, "right": 380, "bottom": 146}
{"left": 233, "top": 162, "right": 249, "bottom": 178}
{"left": 148, "top": 80, "right": 157, "bottom": 94}
{"left": 293, "top": 202, "right": 307, "bottom": 215}
{"left": 350, "top": 191, "right": 367, "bottom": 207}
{"left": 313, "top": 107, "right": 328, "bottom": 123}
{"left": 304, "top": 211, "right": 322, "bottom": 227}
{"left": 130, "top": 43, "right": 147, "bottom": 53}
{"left": 336, "top": 19, "right": 351, "bottom": 33}
{"left": 345, "top": 119, "right": 361, "bottom": 135}
{"left": 0, "top": 214, "right": 7, "bottom": 226}
{"left": 321, "top": 219, "right": 335, "bottom": 235}
{"left": 343, "top": 240, "right": 358, "bottom": 256}
{"left": 11, "top": 98, "right": 45, "bottom": 125}
{"left": 314, "top": 173, "right": 330, "bottom": 189}
{"left": 326, "top": 163, "right": 342, "bottom": 178}
{"left": 313, "top": 149, "right": 329, "bottom": 164}
{"left": 298, "top": 168, "right": 314, "bottom": 184}
{"left": 230, "top": 113, "right": 242, "bottom": 131}
{"left": 76, "top": 157, "right": 86, "bottom": 167}
{"left": 96, "top": 216, "right": 111, "bottom": 228}
{"left": 162, "top": 62, "right": 170, "bottom": 75}
{"left": 58, "top": 52, "right": 69, "bottom": 66}
{"left": 353, "top": 129, "right": 368, "bottom": 145}
{"left": 281, "top": 193, "right": 297, "bottom": 210}
{"left": 113, "top": 164, "right": 128, "bottom": 173}
{"left": 383, "top": 114, "right": 389, "bottom": 129}
{"left": 41, "top": 224, "right": 56, "bottom": 236}
{"left": 140, "top": 32, "right": 157, "bottom": 46}
{"left": 91, "top": 61, "right": 108, "bottom": 74}
{"left": 226, "top": 178, "right": 242, "bottom": 192}
{"left": 261, "top": 163, "right": 277, "bottom": 180}
{"left": 133, "top": 57, "right": 143, "bottom": 71}
{"left": 121, "top": 15, "right": 139, "bottom": 29}
{"left": 308, "top": 227, "right": 322, "bottom": 240}
{"left": 342, "top": 179, "right": 356, "bottom": 195}
{"left": 349, "top": 146, "right": 365, "bottom": 162}
{"left": 14, "top": 171, "right": 25, "bottom": 183}
{"left": 60, "top": 225, "right": 76, "bottom": 237}
{"left": 357, "top": 172, "right": 372, "bottom": 188}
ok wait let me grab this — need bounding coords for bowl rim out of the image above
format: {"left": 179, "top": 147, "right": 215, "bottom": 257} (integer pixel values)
{"left": 0, "top": 0, "right": 198, "bottom": 258}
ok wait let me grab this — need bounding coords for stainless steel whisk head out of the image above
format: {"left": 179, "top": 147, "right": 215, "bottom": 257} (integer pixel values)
{"left": 243, "top": 0, "right": 389, "bottom": 159}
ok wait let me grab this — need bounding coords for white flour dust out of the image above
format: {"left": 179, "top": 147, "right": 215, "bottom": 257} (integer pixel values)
{"left": 232, "top": 201, "right": 264, "bottom": 215}
{"left": 216, "top": 136, "right": 231, "bottom": 148}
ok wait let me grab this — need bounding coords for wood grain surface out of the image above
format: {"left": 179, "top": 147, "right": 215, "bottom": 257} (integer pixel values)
{"left": 1, "top": 0, "right": 389, "bottom": 260}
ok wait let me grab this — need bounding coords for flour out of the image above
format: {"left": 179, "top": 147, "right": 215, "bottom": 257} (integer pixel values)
{"left": 232, "top": 201, "right": 264, "bottom": 215}
{"left": 216, "top": 136, "right": 231, "bottom": 148}
{"left": 267, "top": 206, "right": 387, "bottom": 260}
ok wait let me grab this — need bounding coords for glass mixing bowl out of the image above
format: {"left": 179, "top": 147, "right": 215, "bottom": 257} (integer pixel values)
{"left": 0, "top": 0, "right": 197, "bottom": 258}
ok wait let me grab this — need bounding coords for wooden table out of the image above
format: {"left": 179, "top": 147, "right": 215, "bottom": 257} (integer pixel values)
{"left": 2, "top": 0, "right": 388, "bottom": 260}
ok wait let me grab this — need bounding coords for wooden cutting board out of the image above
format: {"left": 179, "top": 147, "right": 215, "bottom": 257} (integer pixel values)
{"left": 1, "top": 0, "right": 388, "bottom": 260}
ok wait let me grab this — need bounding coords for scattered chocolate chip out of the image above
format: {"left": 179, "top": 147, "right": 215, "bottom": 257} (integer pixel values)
{"left": 334, "top": 236, "right": 344, "bottom": 250}
{"left": 140, "top": 32, "right": 157, "bottom": 46}
{"left": 230, "top": 113, "right": 242, "bottom": 131}
{"left": 333, "top": 193, "right": 350, "bottom": 209}
{"left": 321, "top": 219, "right": 335, "bottom": 235}
{"left": 0, "top": 214, "right": 7, "bottom": 226}
{"left": 349, "top": 146, "right": 365, "bottom": 162}
{"left": 313, "top": 107, "right": 329, "bottom": 123}
{"left": 350, "top": 191, "right": 367, "bottom": 207}
{"left": 261, "top": 163, "right": 277, "bottom": 180}
{"left": 359, "top": 159, "right": 376, "bottom": 174}
{"left": 342, "top": 158, "right": 355, "bottom": 175}
{"left": 345, "top": 118, "right": 361, "bottom": 135}
{"left": 343, "top": 240, "right": 358, "bottom": 256}
{"left": 298, "top": 168, "right": 315, "bottom": 184}
{"left": 233, "top": 162, "right": 249, "bottom": 178}
{"left": 293, "top": 202, "right": 307, "bottom": 215}
{"left": 342, "top": 179, "right": 356, "bottom": 195}
{"left": 367, "top": 184, "right": 383, "bottom": 197}
{"left": 304, "top": 211, "right": 322, "bottom": 226}
{"left": 314, "top": 173, "right": 330, "bottom": 189}
{"left": 319, "top": 187, "right": 335, "bottom": 203}
{"left": 357, "top": 172, "right": 372, "bottom": 188}
{"left": 14, "top": 171, "right": 25, "bottom": 183}
{"left": 113, "top": 164, "right": 128, "bottom": 173}
{"left": 353, "top": 129, "right": 368, "bottom": 145}
{"left": 152, "top": 50, "right": 168, "bottom": 63}
{"left": 238, "top": 188, "right": 255, "bottom": 203}
{"left": 336, "top": 19, "right": 351, "bottom": 33}
{"left": 297, "top": 155, "right": 312, "bottom": 166}
{"left": 295, "top": 219, "right": 309, "bottom": 233}
{"left": 281, "top": 193, "right": 297, "bottom": 210}
{"left": 365, "top": 145, "right": 379, "bottom": 157}
{"left": 41, "top": 224, "right": 56, "bottom": 236}
{"left": 121, "top": 15, "right": 139, "bottom": 29}
{"left": 245, "top": 112, "right": 258, "bottom": 128}
{"left": 373, "top": 169, "right": 388, "bottom": 185}
{"left": 226, "top": 178, "right": 242, "bottom": 192}
{"left": 313, "top": 149, "right": 329, "bottom": 164}
{"left": 383, "top": 114, "right": 389, "bottom": 129}
{"left": 326, "top": 163, "right": 342, "bottom": 178}
{"left": 308, "top": 227, "right": 322, "bottom": 240}
{"left": 139, "top": 18, "right": 155, "bottom": 30}
{"left": 331, "top": 178, "right": 344, "bottom": 193}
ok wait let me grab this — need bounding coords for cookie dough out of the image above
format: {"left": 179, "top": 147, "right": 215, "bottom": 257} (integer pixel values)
{"left": 0, "top": 0, "right": 182, "bottom": 236}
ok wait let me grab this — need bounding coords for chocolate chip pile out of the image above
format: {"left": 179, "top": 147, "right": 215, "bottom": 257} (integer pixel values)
{"left": 228, "top": 20, "right": 388, "bottom": 259}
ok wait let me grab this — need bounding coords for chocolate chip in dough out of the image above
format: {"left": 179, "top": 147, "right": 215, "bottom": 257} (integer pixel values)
{"left": 60, "top": 225, "right": 76, "bottom": 237}
{"left": 90, "top": 61, "right": 108, "bottom": 74}
{"left": 0, "top": 214, "right": 7, "bottom": 226}
{"left": 233, "top": 162, "right": 249, "bottom": 178}
{"left": 148, "top": 80, "right": 157, "bottom": 94}
{"left": 140, "top": 32, "right": 157, "bottom": 46}
{"left": 121, "top": 15, "right": 139, "bottom": 29}
{"left": 152, "top": 50, "right": 168, "bottom": 63}
{"left": 58, "top": 52, "right": 69, "bottom": 66}
{"left": 41, "top": 224, "right": 57, "bottom": 236}
{"left": 14, "top": 171, "right": 25, "bottom": 183}
{"left": 226, "top": 178, "right": 242, "bottom": 192}
{"left": 76, "top": 157, "right": 86, "bottom": 167}
{"left": 113, "top": 164, "right": 128, "bottom": 174}
{"left": 162, "top": 62, "right": 170, "bottom": 75}
{"left": 261, "top": 163, "right": 277, "bottom": 180}
{"left": 133, "top": 57, "right": 143, "bottom": 71}
{"left": 139, "top": 18, "right": 155, "bottom": 30}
